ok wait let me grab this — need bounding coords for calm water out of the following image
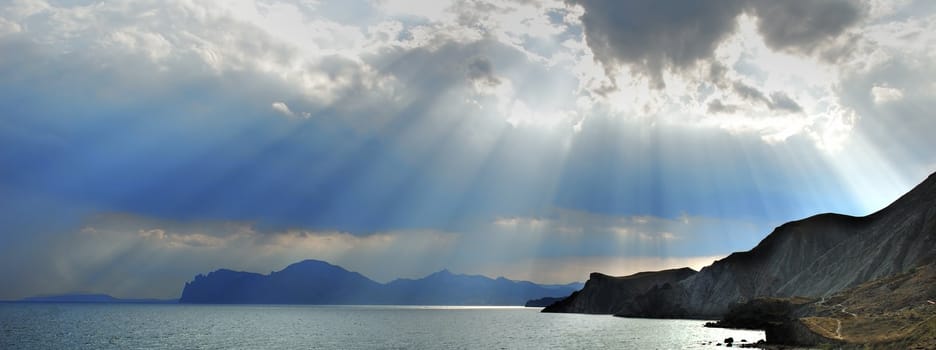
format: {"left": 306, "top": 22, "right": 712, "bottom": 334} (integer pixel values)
{"left": 0, "top": 303, "right": 763, "bottom": 349}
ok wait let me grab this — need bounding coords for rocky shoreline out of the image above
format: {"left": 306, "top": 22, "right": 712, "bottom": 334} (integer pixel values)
{"left": 704, "top": 263, "right": 936, "bottom": 348}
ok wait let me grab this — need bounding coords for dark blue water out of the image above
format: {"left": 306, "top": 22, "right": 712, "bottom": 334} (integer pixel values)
{"left": 0, "top": 304, "right": 763, "bottom": 349}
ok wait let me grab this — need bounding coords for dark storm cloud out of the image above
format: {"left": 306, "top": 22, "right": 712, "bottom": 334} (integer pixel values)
{"left": 732, "top": 82, "right": 803, "bottom": 113}
{"left": 768, "top": 91, "right": 803, "bottom": 113}
{"left": 466, "top": 56, "right": 501, "bottom": 86}
{"left": 707, "top": 63, "right": 731, "bottom": 89}
{"left": 707, "top": 99, "right": 739, "bottom": 114}
{"left": 569, "top": 0, "right": 866, "bottom": 87}
{"left": 569, "top": 0, "right": 747, "bottom": 88}
{"left": 749, "top": 0, "right": 864, "bottom": 57}
{"left": 733, "top": 81, "right": 770, "bottom": 105}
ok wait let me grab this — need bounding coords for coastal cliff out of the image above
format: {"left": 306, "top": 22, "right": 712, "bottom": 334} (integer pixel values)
{"left": 545, "top": 172, "right": 936, "bottom": 346}
{"left": 542, "top": 268, "right": 696, "bottom": 314}
{"left": 620, "top": 171, "right": 936, "bottom": 318}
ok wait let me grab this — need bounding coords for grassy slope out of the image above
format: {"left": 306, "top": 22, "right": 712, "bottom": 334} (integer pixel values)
{"left": 800, "top": 263, "right": 936, "bottom": 347}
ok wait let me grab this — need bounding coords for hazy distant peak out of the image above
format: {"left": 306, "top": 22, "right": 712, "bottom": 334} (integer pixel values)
{"left": 282, "top": 259, "right": 341, "bottom": 270}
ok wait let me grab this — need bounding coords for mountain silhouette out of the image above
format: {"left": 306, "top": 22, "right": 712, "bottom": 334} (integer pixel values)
{"left": 179, "top": 260, "right": 579, "bottom": 305}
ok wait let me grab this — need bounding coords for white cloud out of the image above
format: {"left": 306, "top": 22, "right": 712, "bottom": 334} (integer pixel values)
{"left": 103, "top": 28, "right": 173, "bottom": 63}
{"left": 208, "top": 0, "right": 369, "bottom": 56}
{"left": 867, "top": 0, "right": 914, "bottom": 19}
{"left": 871, "top": 84, "right": 904, "bottom": 104}
{"left": 481, "top": 209, "right": 763, "bottom": 258}
{"left": 379, "top": 0, "right": 455, "bottom": 21}
{"left": 1, "top": 0, "right": 886, "bottom": 151}
{"left": 271, "top": 101, "right": 296, "bottom": 117}
{"left": 0, "top": 16, "right": 21, "bottom": 35}
{"left": 493, "top": 216, "right": 549, "bottom": 231}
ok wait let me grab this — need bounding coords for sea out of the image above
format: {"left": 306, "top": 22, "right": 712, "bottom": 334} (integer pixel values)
{"left": 0, "top": 303, "right": 764, "bottom": 349}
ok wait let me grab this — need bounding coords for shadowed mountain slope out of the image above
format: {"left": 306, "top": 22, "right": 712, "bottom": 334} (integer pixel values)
{"left": 544, "top": 172, "right": 936, "bottom": 319}
{"left": 541, "top": 268, "right": 697, "bottom": 314}
{"left": 619, "top": 172, "right": 936, "bottom": 318}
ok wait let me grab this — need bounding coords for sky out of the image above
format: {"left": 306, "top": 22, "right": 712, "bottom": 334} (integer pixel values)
{"left": 1, "top": 0, "right": 935, "bottom": 299}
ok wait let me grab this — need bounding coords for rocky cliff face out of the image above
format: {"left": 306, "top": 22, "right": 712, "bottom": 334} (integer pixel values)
{"left": 617, "top": 172, "right": 936, "bottom": 318}
{"left": 541, "top": 268, "right": 696, "bottom": 314}
{"left": 544, "top": 172, "right": 936, "bottom": 319}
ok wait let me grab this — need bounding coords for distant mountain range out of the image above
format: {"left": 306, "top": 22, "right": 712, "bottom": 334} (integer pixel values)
{"left": 179, "top": 260, "right": 581, "bottom": 305}
{"left": 18, "top": 293, "right": 176, "bottom": 304}
{"left": 544, "top": 171, "right": 936, "bottom": 346}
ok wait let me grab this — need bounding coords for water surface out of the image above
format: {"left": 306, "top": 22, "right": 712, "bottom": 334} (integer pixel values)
{"left": 0, "top": 303, "right": 763, "bottom": 349}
